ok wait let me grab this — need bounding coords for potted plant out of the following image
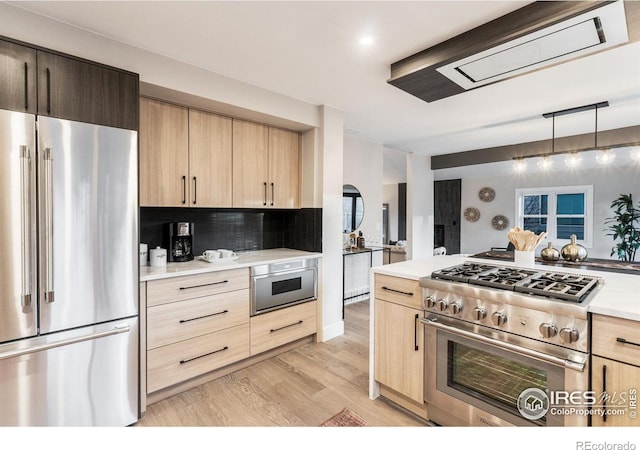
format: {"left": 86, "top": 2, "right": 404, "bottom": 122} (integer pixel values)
{"left": 604, "top": 193, "right": 640, "bottom": 262}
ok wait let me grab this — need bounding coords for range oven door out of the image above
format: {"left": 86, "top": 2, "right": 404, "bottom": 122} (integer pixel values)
{"left": 251, "top": 261, "right": 317, "bottom": 316}
{"left": 423, "top": 316, "right": 589, "bottom": 427}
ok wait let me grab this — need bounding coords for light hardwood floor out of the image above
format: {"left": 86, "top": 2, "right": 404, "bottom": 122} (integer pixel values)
{"left": 136, "top": 300, "right": 425, "bottom": 427}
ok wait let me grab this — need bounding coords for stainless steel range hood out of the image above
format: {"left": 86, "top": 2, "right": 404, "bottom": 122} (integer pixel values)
{"left": 437, "top": 1, "right": 627, "bottom": 90}
{"left": 388, "top": 1, "right": 633, "bottom": 103}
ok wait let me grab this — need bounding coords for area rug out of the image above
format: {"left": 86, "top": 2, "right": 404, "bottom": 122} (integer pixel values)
{"left": 320, "top": 408, "right": 368, "bottom": 427}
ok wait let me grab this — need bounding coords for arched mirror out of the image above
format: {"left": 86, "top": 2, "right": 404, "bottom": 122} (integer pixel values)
{"left": 343, "top": 184, "right": 364, "bottom": 232}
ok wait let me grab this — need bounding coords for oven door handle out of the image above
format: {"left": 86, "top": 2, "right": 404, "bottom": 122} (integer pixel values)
{"left": 421, "top": 317, "right": 585, "bottom": 372}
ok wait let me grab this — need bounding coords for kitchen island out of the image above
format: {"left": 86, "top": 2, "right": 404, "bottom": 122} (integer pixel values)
{"left": 369, "top": 255, "right": 640, "bottom": 426}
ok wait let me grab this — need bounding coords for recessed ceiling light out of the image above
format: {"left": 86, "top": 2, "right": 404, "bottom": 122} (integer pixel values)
{"left": 359, "top": 35, "right": 374, "bottom": 46}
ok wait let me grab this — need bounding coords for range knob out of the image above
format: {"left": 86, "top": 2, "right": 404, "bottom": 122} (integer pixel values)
{"left": 472, "top": 307, "right": 486, "bottom": 321}
{"left": 491, "top": 311, "right": 507, "bottom": 327}
{"left": 539, "top": 323, "right": 558, "bottom": 339}
{"left": 425, "top": 296, "right": 437, "bottom": 308}
{"left": 437, "top": 300, "right": 449, "bottom": 312}
{"left": 560, "top": 327, "right": 580, "bottom": 344}
{"left": 452, "top": 302, "right": 463, "bottom": 315}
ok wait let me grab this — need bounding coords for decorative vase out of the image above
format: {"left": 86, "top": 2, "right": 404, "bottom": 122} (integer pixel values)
{"left": 561, "top": 235, "right": 588, "bottom": 262}
{"left": 540, "top": 242, "right": 560, "bottom": 261}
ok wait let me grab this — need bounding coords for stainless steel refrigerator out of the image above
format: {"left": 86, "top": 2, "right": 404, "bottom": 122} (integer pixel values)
{"left": 0, "top": 109, "right": 139, "bottom": 426}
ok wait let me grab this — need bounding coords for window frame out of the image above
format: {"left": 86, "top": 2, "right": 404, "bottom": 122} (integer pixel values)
{"left": 515, "top": 185, "right": 593, "bottom": 248}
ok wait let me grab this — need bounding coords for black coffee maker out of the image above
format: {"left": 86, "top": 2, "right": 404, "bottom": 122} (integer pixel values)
{"left": 165, "top": 222, "right": 195, "bottom": 262}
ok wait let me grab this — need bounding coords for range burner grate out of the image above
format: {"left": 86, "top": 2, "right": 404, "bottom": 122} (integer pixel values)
{"left": 430, "top": 263, "right": 601, "bottom": 303}
{"left": 514, "top": 272, "right": 600, "bottom": 303}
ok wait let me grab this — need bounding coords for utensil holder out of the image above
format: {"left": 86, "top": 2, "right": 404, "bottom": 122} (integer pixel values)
{"left": 514, "top": 250, "right": 535, "bottom": 268}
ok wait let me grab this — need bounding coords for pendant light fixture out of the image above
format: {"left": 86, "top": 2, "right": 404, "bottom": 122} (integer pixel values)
{"left": 537, "top": 112, "right": 555, "bottom": 171}
{"left": 512, "top": 101, "right": 613, "bottom": 173}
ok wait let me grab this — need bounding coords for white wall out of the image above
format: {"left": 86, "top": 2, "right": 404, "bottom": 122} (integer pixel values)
{"left": 343, "top": 136, "right": 384, "bottom": 246}
{"left": 383, "top": 146, "right": 408, "bottom": 244}
{"left": 406, "top": 153, "right": 434, "bottom": 259}
{"left": 455, "top": 163, "right": 640, "bottom": 258}
{"left": 320, "top": 106, "right": 345, "bottom": 342}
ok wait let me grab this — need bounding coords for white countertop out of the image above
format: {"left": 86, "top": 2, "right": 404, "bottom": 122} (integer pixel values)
{"left": 140, "top": 248, "right": 322, "bottom": 282}
{"left": 372, "top": 255, "right": 640, "bottom": 322}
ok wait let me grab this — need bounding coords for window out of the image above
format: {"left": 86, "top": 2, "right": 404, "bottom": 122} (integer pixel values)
{"left": 515, "top": 185, "right": 593, "bottom": 248}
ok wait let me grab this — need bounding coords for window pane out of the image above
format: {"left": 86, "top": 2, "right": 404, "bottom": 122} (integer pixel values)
{"left": 557, "top": 218, "right": 584, "bottom": 240}
{"left": 523, "top": 217, "right": 547, "bottom": 234}
{"left": 524, "top": 195, "right": 548, "bottom": 215}
{"left": 557, "top": 193, "right": 584, "bottom": 215}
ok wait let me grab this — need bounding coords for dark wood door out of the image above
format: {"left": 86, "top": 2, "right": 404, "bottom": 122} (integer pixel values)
{"left": 0, "top": 39, "right": 37, "bottom": 114}
{"left": 434, "top": 179, "right": 461, "bottom": 254}
{"left": 36, "top": 50, "right": 138, "bottom": 130}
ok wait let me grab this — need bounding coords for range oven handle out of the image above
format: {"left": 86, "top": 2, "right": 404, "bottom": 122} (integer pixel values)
{"left": 421, "top": 317, "right": 585, "bottom": 372}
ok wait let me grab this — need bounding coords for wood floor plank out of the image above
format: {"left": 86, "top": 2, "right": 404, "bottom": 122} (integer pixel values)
{"left": 136, "top": 300, "right": 425, "bottom": 427}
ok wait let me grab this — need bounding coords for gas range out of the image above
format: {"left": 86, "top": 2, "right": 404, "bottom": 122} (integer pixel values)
{"left": 419, "top": 262, "right": 604, "bottom": 353}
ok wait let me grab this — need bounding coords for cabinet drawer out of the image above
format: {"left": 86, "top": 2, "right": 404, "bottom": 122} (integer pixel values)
{"left": 147, "top": 323, "right": 250, "bottom": 393}
{"left": 147, "top": 268, "right": 249, "bottom": 306}
{"left": 250, "top": 301, "right": 316, "bottom": 355}
{"left": 592, "top": 314, "right": 640, "bottom": 366}
{"left": 147, "top": 289, "right": 249, "bottom": 350}
{"left": 375, "top": 274, "right": 421, "bottom": 309}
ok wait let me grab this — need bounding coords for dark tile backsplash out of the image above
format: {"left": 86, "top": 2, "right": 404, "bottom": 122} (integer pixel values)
{"left": 140, "top": 207, "right": 322, "bottom": 255}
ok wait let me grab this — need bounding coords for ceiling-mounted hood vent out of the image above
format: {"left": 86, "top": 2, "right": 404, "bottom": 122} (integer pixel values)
{"left": 388, "top": 1, "right": 631, "bottom": 103}
{"left": 437, "top": 1, "right": 627, "bottom": 90}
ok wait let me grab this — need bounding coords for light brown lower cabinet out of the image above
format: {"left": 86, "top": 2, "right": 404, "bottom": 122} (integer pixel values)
{"left": 374, "top": 298, "right": 424, "bottom": 404}
{"left": 590, "top": 356, "right": 640, "bottom": 427}
{"left": 144, "top": 269, "right": 318, "bottom": 398}
{"left": 250, "top": 301, "right": 317, "bottom": 355}
{"left": 147, "top": 323, "right": 250, "bottom": 393}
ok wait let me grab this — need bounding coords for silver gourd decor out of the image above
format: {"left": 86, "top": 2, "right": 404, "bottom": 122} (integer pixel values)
{"left": 561, "top": 234, "right": 588, "bottom": 262}
{"left": 540, "top": 242, "right": 560, "bottom": 261}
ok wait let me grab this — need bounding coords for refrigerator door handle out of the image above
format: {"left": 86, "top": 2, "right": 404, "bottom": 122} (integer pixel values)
{"left": 19, "top": 145, "right": 32, "bottom": 308}
{"left": 43, "top": 147, "right": 55, "bottom": 303}
{"left": 0, "top": 324, "right": 131, "bottom": 361}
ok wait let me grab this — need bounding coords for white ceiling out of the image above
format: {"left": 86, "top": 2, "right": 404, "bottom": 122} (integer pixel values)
{"left": 10, "top": 0, "right": 640, "bottom": 156}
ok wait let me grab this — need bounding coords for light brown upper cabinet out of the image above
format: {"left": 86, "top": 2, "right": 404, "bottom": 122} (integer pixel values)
{"left": 188, "top": 109, "right": 233, "bottom": 207}
{"left": 232, "top": 120, "right": 300, "bottom": 209}
{"left": 139, "top": 97, "right": 189, "bottom": 207}
{"left": 140, "top": 98, "right": 233, "bottom": 208}
{"left": 269, "top": 127, "right": 300, "bottom": 209}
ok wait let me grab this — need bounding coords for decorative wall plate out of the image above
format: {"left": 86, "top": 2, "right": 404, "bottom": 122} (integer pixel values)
{"left": 464, "top": 207, "right": 480, "bottom": 222}
{"left": 479, "top": 187, "right": 495, "bottom": 202}
{"left": 492, "top": 215, "right": 509, "bottom": 230}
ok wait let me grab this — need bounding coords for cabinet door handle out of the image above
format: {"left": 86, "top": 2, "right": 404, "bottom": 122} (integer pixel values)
{"left": 270, "top": 320, "right": 303, "bottom": 333}
{"left": 381, "top": 286, "right": 414, "bottom": 296}
{"left": 179, "top": 280, "right": 228, "bottom": 290}
{"left": 270, "top": 182, "right": 274, "bottom": 206}
{"left": 616, "top": 337, "right": 640, "bottom": 348}
{"left": 179, "top": 310, "right": 228, "bottom": 324}
{"left": 414, "top": 313, "right": 419, "bottom": 351}
{"left": 602, "top": 364, "right": 607, "bottom": 423}
{"left": 192, "top": 176, "right": 197, "bottom": 205}
{"left": 179, "top": 346, "right": 228, "bottom": 364}
{"left": 263, "top": 182, "right": 267, "bottom": 206}
{"left": 45, "top": 68, "right": 51, "bottom": 114}
{"left": 181, "top": 176, "right": 186, "bottom": 204}
{"left": 24, "top": 62, "right": 29, "bottom": 110}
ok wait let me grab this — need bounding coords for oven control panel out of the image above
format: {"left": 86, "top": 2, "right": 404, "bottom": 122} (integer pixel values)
{"left": 422, "top": 288, "right": 588, "bottom": 353}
